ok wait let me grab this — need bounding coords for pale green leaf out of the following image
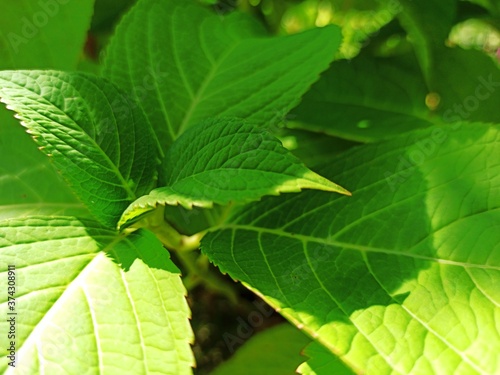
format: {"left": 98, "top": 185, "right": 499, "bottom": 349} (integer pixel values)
{"left": 0, "top": 216, "right": 194, "bottom": 374}
{"left": 289, "top": 52, "right": 434, "bottom": 142}
{"left": 0, "top": 70, "right": 160, "bottom": 228}
{"left": 102, "top": 0, "right": 342, "bottom": 150}
{"left": 202, "top": 123, "right": 500, "bottom": 374}
{"left": 211, "top": 323, "right": 311, "bottom": 375}
{"left": 118, "top": 118, "right": 350, "bottom": 230}
{"left": 0, "top": 0, "right": 94, "bottom": 70}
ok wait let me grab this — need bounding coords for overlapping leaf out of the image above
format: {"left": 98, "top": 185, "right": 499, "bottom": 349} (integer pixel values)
{"left": 202, "top": 123, "right": 500, "bottom": 374}
{"left": 102, "top": 0, "right": 342, "bottom": 151}
{"left": 0, "top": 71, "right": 160, "bottom": 228}
{"left": 0, "top": 216, "right": 194, "bottom": 374}
{"left": 397, "top": 0, "right": 458, "bottom": 81}
{"left": 0, "top": 0, "right": 95, "bottom": 220}
{"left": 289, "top": 52, "right": 434, "bottom": 142}
{"left": 118, "top": 118, "right": 350, "bottom": 229}
{"left": 431, "top": 47, "right": 500, "bottom": 124}
{"left": 280, "top": 128, "right": 361, "bottom": 168}
{"left": 396, "top": 0, "right": 500, "bottom": 125}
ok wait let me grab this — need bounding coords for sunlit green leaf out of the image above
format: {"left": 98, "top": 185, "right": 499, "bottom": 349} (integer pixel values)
{"left": 118, "top": 118, "right": 350, "bottom": 229}
{"left": 203, "top": 123, "right": 500, "bottom": 374}
{"left": 0, "top": 216, "right": 194, "bottom": 374}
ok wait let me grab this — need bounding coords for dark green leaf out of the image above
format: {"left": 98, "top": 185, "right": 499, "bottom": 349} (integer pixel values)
{"left": 0, "top": 71, "right": 160, "bottom": 228}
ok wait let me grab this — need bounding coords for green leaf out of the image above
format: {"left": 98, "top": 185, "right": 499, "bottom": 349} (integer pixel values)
{"left": 0, "top": 70, "right": 160, "bottom": 228}
{"left": 211, "top": 323, "right": 311, "bottom": 375}
{"left": 118, "top": 118, "right": 350, "bottom": 230}
{"left": 102, "top": 0, "right": 342, "bottom": 150}
{"left": 0, "top": 0, "right": 96, "bottom": 221}
{"left": 279, "top": 129, "right": 361, "bottom": 169}
{"left": 289, "top": 52, "right": 434, "bottom": 142}
{"left": 395, "top": 0, "right": 500, "bottom": 124}
{"left": 0, "top": 216, "right": 194, "bottom": 374}
{"left": 397, "top": 0, "right": 458, "bottom": 80}
{"left": 0, "top": 0, "right": 94, "bottom": 70}
{"left": 432, "top": 47, "right": 500, "bottom": 124}
{"left": 395, "top": 2, "right": 500, "bottom": 125}
{"left": 298, "top": 342, "right": 355, "bottom": 375}
{"left": 0, "top": 107, "right": 85, "bottom": 220}
{"left": 202, "top": 123, "right": 500, "bottom": 374}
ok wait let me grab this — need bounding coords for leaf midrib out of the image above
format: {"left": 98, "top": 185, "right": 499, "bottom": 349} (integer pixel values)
{"left": 211, "top": 224, "right": 500, "bottom": 270}
{"left": 174, "top": 38, "right": 241, "bottom": 138}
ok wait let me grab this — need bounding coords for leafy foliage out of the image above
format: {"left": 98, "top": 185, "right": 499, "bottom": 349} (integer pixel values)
{"left": 102, "top": 0, "right": 342, "bottom": 152}
{"left": 289, "top": 52, "right": 433, "bottom": 142}
{"left": 0, "top": 217, "right": 194, "bottom": 374}
{"left": 202, "top": 122, "right": 500, "bottom": 374}
{"left": 119, "top": 118, "right": 349, "bottom": 229}
{"left": 0, "top": 71, "right": 160, "bottom": 228}
{"left": 211, "top": 324, "right": 312, "bottom": 375}
{"left": 0, "top": 0, "right": 499, "bottom": 374}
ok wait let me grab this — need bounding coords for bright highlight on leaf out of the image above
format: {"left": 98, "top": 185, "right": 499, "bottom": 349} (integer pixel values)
{"left": 0, "top": 216, "right": 194, "bottom": 374}
{"left": 0, "top": 71, "right": 160, "bottom": 228}
{"left": 202, "top": 123, "right": 500, "bottom": 375}
{"left": 118, "top": 118, "right": 350, "bottom": 229}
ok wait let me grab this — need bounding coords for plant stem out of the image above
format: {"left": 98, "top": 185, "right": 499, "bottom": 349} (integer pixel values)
{"left": 174, "top": 249, "right": 238, "bottom": 304}
{"left": 138, "top": 205, "right": 238, "bottom": 303}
